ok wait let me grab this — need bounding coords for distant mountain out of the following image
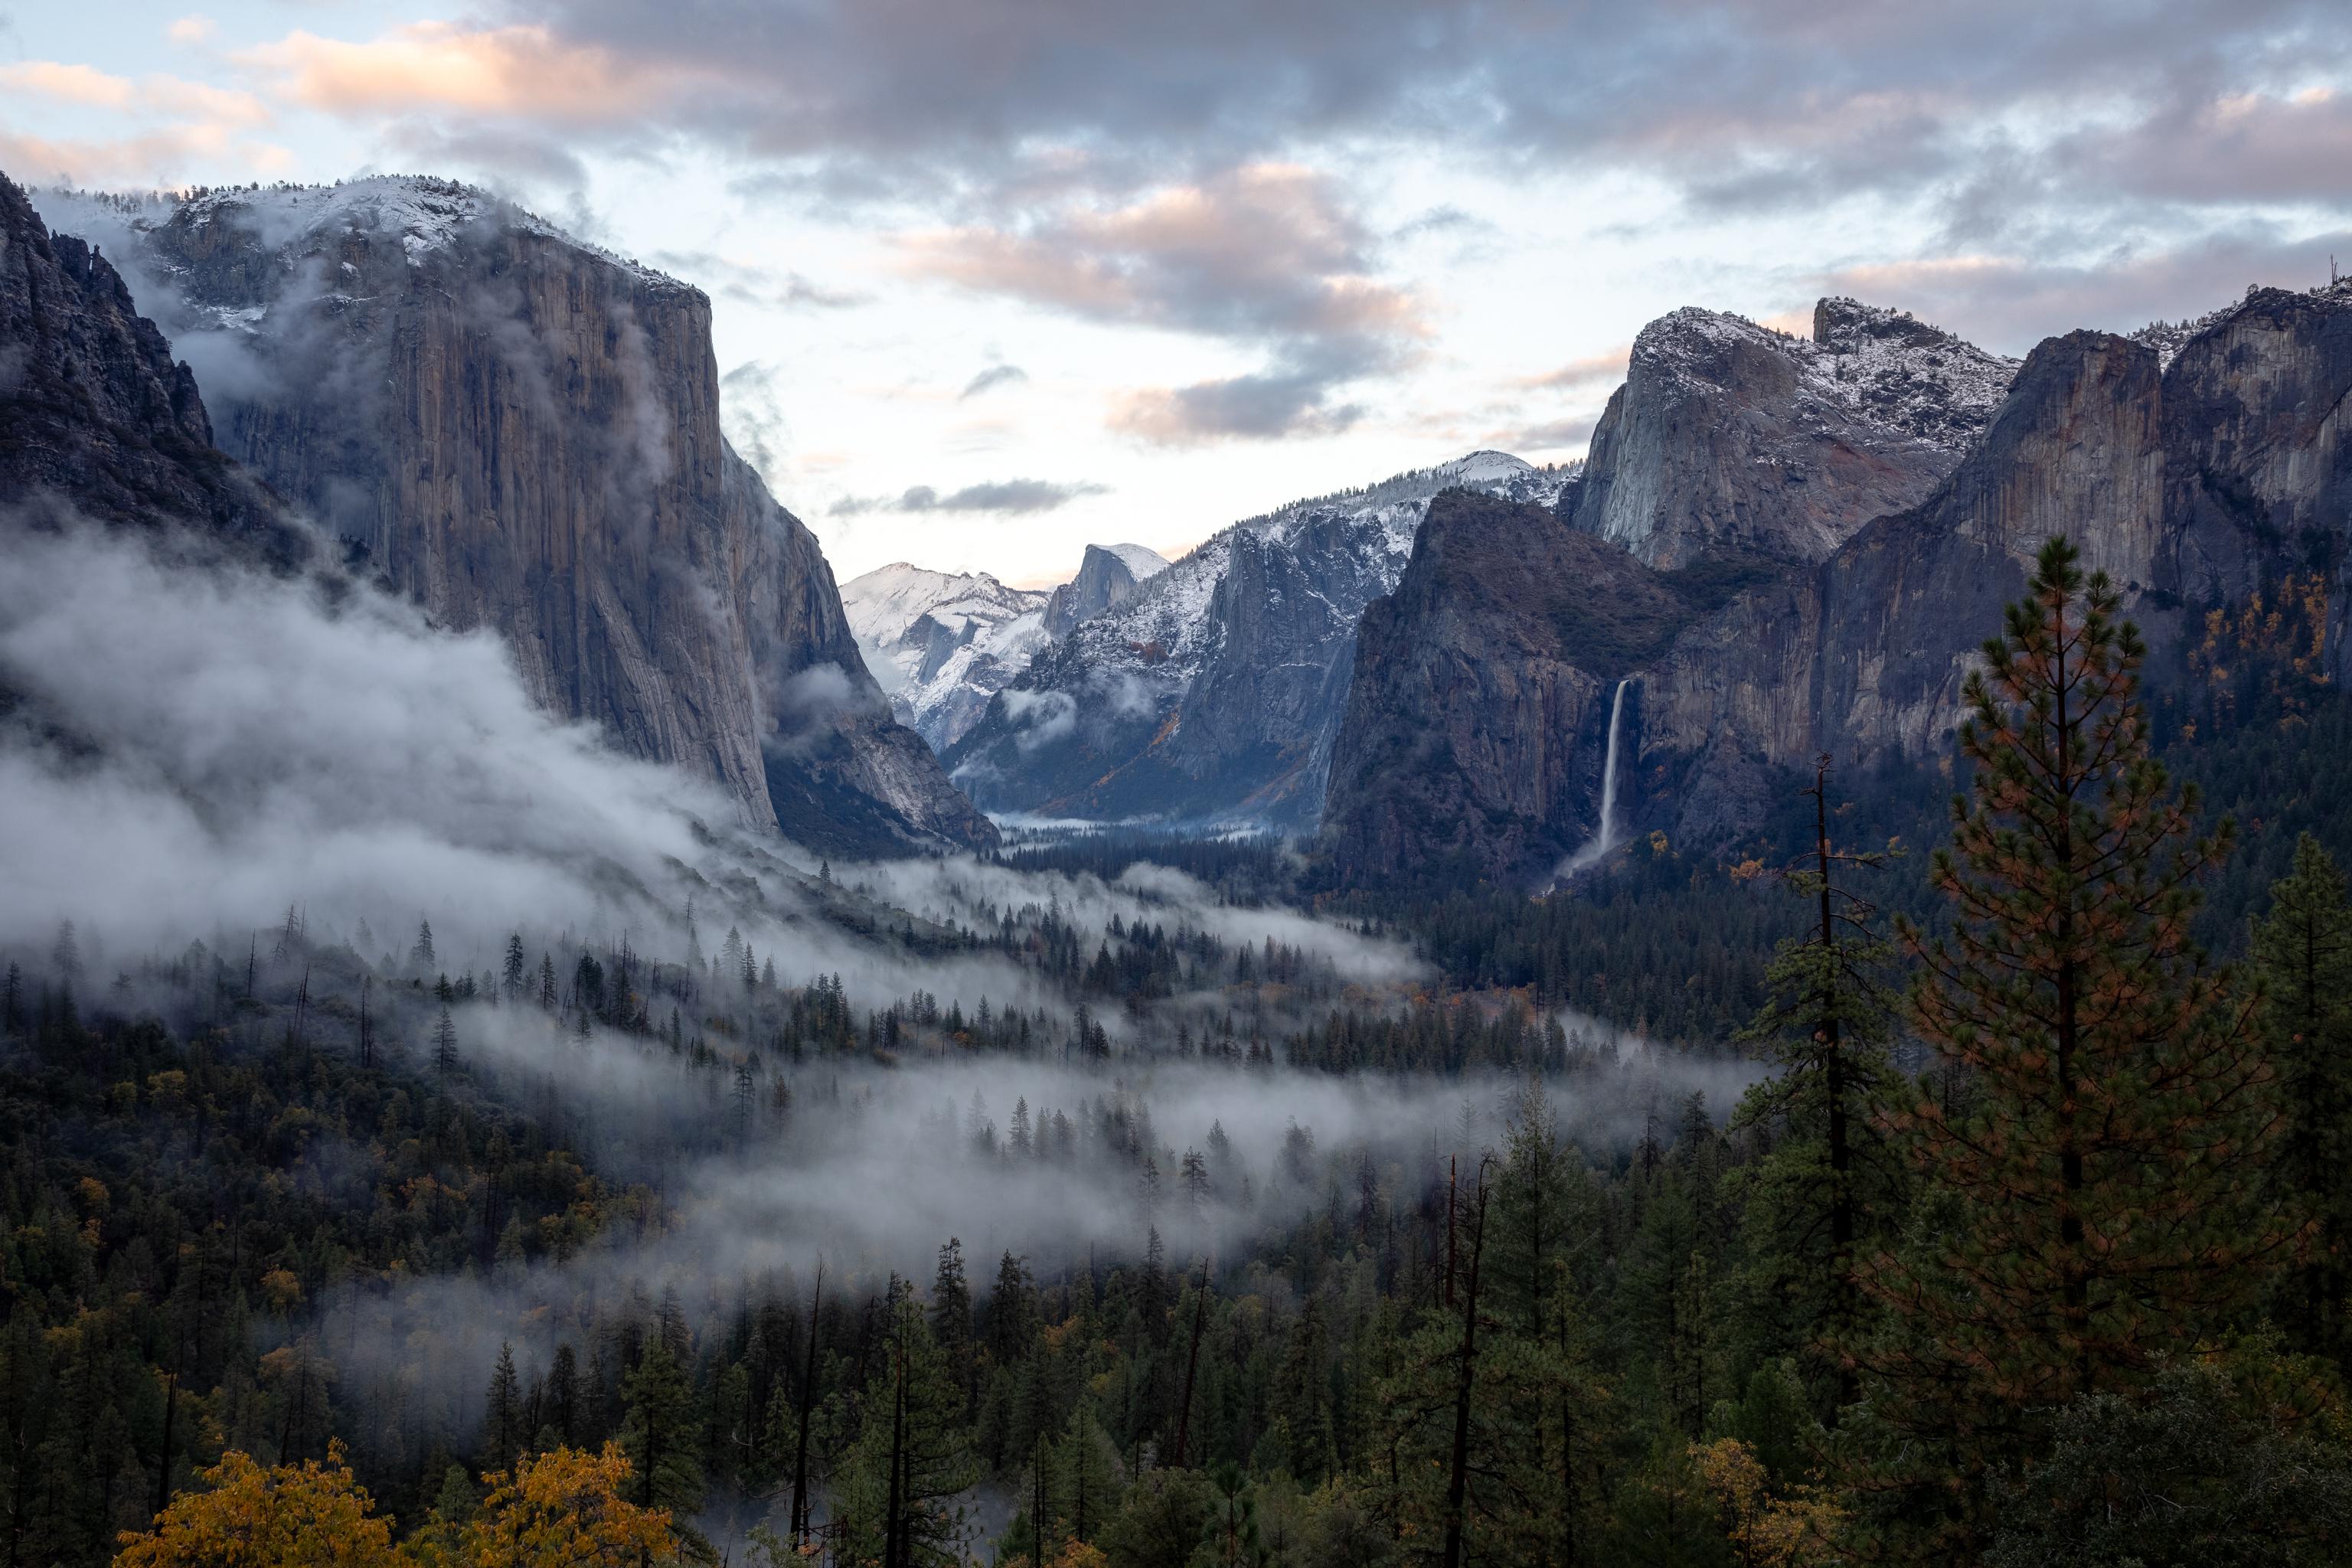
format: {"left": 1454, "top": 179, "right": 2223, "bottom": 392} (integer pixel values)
{"left": 946, "top": 452, "right": 1573, "bottom": 829}
{"left": 1325, "top": 286, "right": 2352, "bottom": 887}
{"left": 844, "top": 544, "right": 1170, "bottom": 752}
{"left": 841, "top": 565, "right": 1051, "bottom": 750}
{"left": 41, "top": 175, "right": 993, "bottom": 856}
{"left": 1041, "top": 543, "right": 1171, "bottom": 637}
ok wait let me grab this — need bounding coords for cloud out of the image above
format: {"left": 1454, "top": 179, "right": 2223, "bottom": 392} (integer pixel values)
{"left": 1814, "top": 224, "right": 2352, "bottom": 351}
{"left": 719, "top": 359, "right": 790, "bottom": 488}
{"left": 0, "top": 61, "right": 136, "bottom": 109}
{"left": 1109, "top": 358, "right": 1367, "bottom": 445}
{"left": 386, "top": 121, "right": 593, "bottom": 194}
{"left": 401, "top": 2, "right": 2341, "bottom": 230}
{"left": 959, "top": 364, "right": 1028, "bottom": 399}
{"left": 651, "top": 250, "right": 867, "bottom": 311}
{"left": 0, "top": 126, "right": 289, "bottom": 186}
{"left": 1485, "top": 415, "right": 1601, "bottom": 455}
{"left": 168, "top": 15, "right": 215, "bottom": 45}
{"left": 831, "top": 479, "right": 1110, "bottom": 518}
{"left": 1518, "top": 346, "right": 1632, "bottom": 394}
{"left": 900, "top": 163, "right": 1423, "bottom": 444}
{"left": 237, "top": 22, "right": 663, "bottom": 122}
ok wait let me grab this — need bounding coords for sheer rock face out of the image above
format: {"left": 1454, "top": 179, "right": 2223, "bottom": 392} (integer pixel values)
{"left": 946, "top": 452, "right": 1570, "bottom": 831}
{"left": 1562, "top": 300, "right": 2017, "bottom": 570}
{"left": 1323, "top": 490, "right": 1696, "bottom": 885}
{"left": 0, "top": 174, "right": 293, "bottom": 557}
{"left": 1325, "top": 288, "right": 2352, "bottom": 887}
{"left": 111, "top": 178, "right": 990, "bottom": 854}
{"left": 2158, "top": 285, "right": 2352, "bottom": 675}
{"left": 1040, "top": 544, "right": 1165, "bottom": 639}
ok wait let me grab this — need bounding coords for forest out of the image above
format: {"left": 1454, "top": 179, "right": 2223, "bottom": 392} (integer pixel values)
{"left": 7, "top": 540, "right": 2352, "bottom": 1568}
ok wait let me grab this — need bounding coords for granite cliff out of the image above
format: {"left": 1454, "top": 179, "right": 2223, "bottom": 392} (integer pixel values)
{"left": 57, "top": 176, "right": 991, "bottom": 855}
{"left": 1325, "top": 286, "right": 2352, "bottom": 886}
{"left": 947, "top": 452, "right": 1570, "bottom": 829}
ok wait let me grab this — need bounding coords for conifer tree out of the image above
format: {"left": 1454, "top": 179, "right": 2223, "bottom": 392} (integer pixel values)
{"left": 834, "top": 1296, "right": 975, "bottom": 1567}
{"left": 2251, "top": 832, "right": 2352, "bottom": 1365}
{"left": 619, "top": 1334, "right": 704, "bottom": 1526}
{"left": 482, "top": 1343, "right": 524, "bottom": 1474}
{"left": 433, "top": 1004, "right": 459, "bottom": 1076}
{"left": 1732, "top": 760, "right": 1901, "bottom": 1418}
{"left": 1857, "top": 537, "right": 2300, "bottom": 1555}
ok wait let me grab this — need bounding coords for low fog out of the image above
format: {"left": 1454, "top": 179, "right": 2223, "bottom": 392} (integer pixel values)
{"left": 311, "top": 1041, "right": 1766, "bottom": 1439}
{"left": 0, "top": 515, "right": 1415, "bottom": 1022}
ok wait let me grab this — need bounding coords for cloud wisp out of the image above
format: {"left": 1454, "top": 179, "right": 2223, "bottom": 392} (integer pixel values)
{"left": 831, "top": 479, "right": 1110, "bottom": 518}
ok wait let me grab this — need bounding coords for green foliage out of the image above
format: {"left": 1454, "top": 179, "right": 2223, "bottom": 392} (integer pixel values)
{"left": 1986, "top": 1354, "right": 2352, "bottom": 1567}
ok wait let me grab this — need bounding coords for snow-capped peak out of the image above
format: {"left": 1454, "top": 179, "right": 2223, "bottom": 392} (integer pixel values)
{"left": 1103, "top": 544, "right": 1171, "bottom": 581}
{"left": 175, "top": 175, "right": 686, "bottom": 288}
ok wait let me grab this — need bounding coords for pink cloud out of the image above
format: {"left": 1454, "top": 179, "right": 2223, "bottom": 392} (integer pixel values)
{"left": 238, "top": 23, "right": 664, "bottom": 122}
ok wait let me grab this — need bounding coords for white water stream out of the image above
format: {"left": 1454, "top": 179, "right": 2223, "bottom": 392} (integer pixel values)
{"left": 1558, "top": 677, "right": 1632, "bottom": 880}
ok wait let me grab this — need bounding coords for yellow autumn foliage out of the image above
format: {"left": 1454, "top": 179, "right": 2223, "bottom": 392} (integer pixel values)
{"left": 116, "top": 1444, "right": 397, "bottom": 1568}
{"left": 116, "top": 1442, "right": 675, "bottom": 1568}
{"left": 1691, "top": 1437, "right": 1847, "bottom": 1568}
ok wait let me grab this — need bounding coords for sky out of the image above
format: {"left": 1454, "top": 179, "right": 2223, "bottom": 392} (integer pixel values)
{"left": 4, "top": 2, "right": 2349, "bottom": 585}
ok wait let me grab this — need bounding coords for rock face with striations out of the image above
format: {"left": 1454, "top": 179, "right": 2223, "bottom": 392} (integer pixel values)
{"left": 948, "top": 452, "right": 1570, "bottom": 829}
{"left": 1323, "top": 489, "right": 1699, "bottom": 884}
{"left": 1041, "top": 543, "right": 1169, "bottom": 637}
{"left": 0, "top": 174, "right": 294, "bottom": 558}
{"left": 74, "top": 177, "right": 991, "bottom": 854}
{"left": 1325, "top": 286, "right": 2352, "bottom": 887}
{"left": 1562, "top": 299, "right": 2016, "bottom": 569}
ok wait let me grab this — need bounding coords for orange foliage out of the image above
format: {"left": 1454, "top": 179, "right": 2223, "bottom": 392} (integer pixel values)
{"left": 116, "top": 1442, "right": 675, "bottom": 1568}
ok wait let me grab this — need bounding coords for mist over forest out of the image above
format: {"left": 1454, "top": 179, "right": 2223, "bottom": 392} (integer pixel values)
{"left": 9, "top": 7, "right": 2352, "bottom": 1561}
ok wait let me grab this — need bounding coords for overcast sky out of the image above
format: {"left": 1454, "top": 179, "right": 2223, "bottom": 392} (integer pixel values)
{"left": 5, "top": 2, "right": 2349, "bottom": 583}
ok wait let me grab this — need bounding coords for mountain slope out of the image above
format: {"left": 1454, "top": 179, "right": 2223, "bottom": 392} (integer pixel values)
{"left": 1563, "top": 298, "right": 2017, "bottom": 569}
{"left": 1040, "top": 543, "right": 1170, "bottom": 637}
{"left": 1324, "top": 286, "right": 2352, "bottom": 886}
{"left": 48, "top": 176, "right": 991, "bottom": 855}
{"left": 0, "top": 174, "right": 296, "bottom": 560}
{"left": 841, "top": 564, "right": 1052, "bottom": 750}
{"left": 946, "top": 451, "right": 1572, "bottom": 828}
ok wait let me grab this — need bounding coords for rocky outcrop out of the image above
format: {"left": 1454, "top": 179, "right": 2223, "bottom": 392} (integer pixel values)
{"left": 841, "top": 564, "right": 1052, "bottom": 750}
{"left": 947, "top": 451, "right": 1572, "bottom": 829}
{"left": 1324, "top": 286, "right": 2352, "bottom": 887}
{"left": 2158, "top": 285, "right": 2352, "bottom": 669}
{"left": 0, "top": 174, "right": 294, "bottom": 557}
{"left": 1563, "top": 301, "right": 2015, "bottom": 569}
{"left": 83, "top": 177, "right": 989, "bottom": 854}
{"left": 1041, "top": 544, "right": 1168, "bottom": 638}
{"left": 1324, "top": 490, "right": 1700, "bottom": 884}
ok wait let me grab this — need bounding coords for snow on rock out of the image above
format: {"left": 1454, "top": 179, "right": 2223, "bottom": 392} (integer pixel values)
{"left": 947, "top": 451, "right": 1579, "bottom": 827}
{"left": 1104, "top": 543, "right": 1172, "bottom": 581}
{"left": 175, "top": 175, "right": 690, "bottom": 289}
{"left": 840, "top": 564, "right": 1054, "bottom": 750}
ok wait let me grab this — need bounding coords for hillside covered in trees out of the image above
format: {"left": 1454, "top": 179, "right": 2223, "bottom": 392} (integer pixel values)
{"left": 1, "top": 546, "right": 2347, "bottom": 1568}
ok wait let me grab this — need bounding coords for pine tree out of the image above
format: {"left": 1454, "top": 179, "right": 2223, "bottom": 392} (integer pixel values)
{"left": 433, "top": 1004, "right": 459, "bottom": 1076}
{"left": 619, "top": 1334, "right": 704, "bottom": 1526}
{"left": 833, "top": 1296, "right": 976, "bottom": 1567}
{"left": 537, "top": 953, "right": 557, "bottom": 1012}
{"left": 502, "top": 934, "right": 527, "bottom": 1000}
{"left": 482, "top": 1343, "right": 524, "bottom": 1473}
{"left": 2251, "top": 832, "right": 2352, "bottom": 1367}
{"left": 1732, "top": 759, "right": 1902, "bottom": 1418}
{"left": 412, "top": 919, "right": 435, "bottom": 969}
{"left": 1857, "top": 537, "right": 2301, "bottom": 1556}
{"left": 929, "top": 1240, "right": 975, "bottom": 1418}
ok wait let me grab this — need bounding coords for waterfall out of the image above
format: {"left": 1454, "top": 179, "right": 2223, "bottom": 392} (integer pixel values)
{"left": 1559, "top": 678, "right": 1632, "bottom": 880}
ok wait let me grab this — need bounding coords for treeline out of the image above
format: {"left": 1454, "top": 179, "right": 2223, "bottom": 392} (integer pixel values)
{"left": 29, "top": 543, "right": 2352, "bottom": 1568}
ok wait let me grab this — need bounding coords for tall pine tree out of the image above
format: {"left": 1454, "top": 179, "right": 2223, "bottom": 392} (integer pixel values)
{"left": 1854, "top": 537, "right": 2301, "bottom": 1558}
